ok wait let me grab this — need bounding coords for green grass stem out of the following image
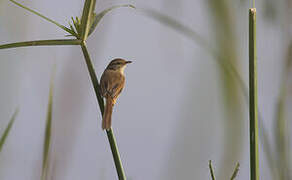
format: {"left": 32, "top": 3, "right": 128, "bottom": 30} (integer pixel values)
{"left": 80, "top": 42, "right": 104, "bottom": 113}
{"left": 41, "top": 68, "right": 55, "bottom": 180}
{"left": 249, "top": 8, "right": 259, "bottom": 180}
{"left": 0, "top": 109, "right": 18, "bottom": 153}
{"left": 80, "top": 41, "right": 126, "bottom": 180}
{"left": 230, "top": 163, "right": 240, "bottom": 180}
{"left": 106, "top": 129, "right": 126, "bottom": 180}
{"left": 209, "top": 160, "right": 216, "bottom": 180}
{"left": 80, "top": 0, "right": 96, "bottom": 40}
{"left": 0, "top": 39, "right": 81, "bottom": 50}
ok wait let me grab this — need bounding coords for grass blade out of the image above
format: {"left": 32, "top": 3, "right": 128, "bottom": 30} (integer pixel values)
{"left": 80, "top": 0, "right": 96, "bottom": 40}
{"left": 0, "top": 109, "right": 18, "bottom": 153}
{"left": 88, "top": 4, "right": 135, "bottom": 36}
{"left": 230, "top": 163, "right": 240, "bottom": 180}
{"left": 209, "top": 160, "right": 216, "bottom": 180}
{"left": 41, "top": 68, "right": 55, "bottom": 180}
{"left": 0, "top": 39, "right": 81, "bottom": 50}
{"left": 9, "top": 0, "right": 75, "bottom": 35}
{"left": 249, "top": 8, "right": 259, "bottom": 180}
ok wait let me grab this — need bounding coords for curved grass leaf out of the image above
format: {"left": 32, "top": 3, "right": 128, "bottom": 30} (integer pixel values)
{"left": 41, "top": 69, "right": 55, "bottom": 180}
{"left": 0, "top": 109, "right": 18, "bottom": 153}
{"left": 140, "top": 8, "right": 245, "bottom": 93}
{"left": 88, "top": 4, "right": 136, "bottom": 36}
{"left": 139, "top": 8, "right": 211, "bottom": 51}
{"left": 9, "top": 0, "right": 75, "bottom": 36}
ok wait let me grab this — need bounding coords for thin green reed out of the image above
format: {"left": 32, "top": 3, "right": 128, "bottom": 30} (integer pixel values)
{"left": 208, "top": 160, "right": 216, "bottom": 180}
{"left": 80, "top": 41, "right": 126, "bottom": 180}
{"left": 230, "top": 163, "right": 240, "bottom": 180}
{"left": 208, "top": 160, "right": 240, "bottom": 180}
{"left": 0, "top": 109, "right": 18, "bottom": 153}
{"left": 0, "top": 0, "right": 134, "bottom": 179}
{"left": 41, "top": 68, "right": 55, "bottom": 180}
{"left": 249, "top": 8, "right": 259, "bottom": 180}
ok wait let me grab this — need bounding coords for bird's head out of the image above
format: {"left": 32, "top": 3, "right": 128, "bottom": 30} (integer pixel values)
{"left": 106, "top": 58, "right": 132, "bottom": 73}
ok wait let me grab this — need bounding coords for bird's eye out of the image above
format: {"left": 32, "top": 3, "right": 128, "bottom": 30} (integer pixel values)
{"left": 111, "top": 61, "right": 123, "bottom": 66}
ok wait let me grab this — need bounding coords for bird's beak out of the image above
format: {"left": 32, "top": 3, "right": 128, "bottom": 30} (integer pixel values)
{"left": 126, "top": 61, "right": 132, "bottom": 64}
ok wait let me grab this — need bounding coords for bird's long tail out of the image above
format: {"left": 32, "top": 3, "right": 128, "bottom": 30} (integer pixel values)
{"left": 102, "top": 97, "right": 114, "bottom": 130}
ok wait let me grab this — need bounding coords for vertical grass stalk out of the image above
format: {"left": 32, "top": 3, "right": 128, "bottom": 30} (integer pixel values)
{"left": 106, "top": 129, "right": 126, "bottom": 180}
{"left": 80, "top": 41, "right": 126, "bottom": 180}
{"left": 80, "top": 41, "right": 104, "bottom": 113}
{"left": 249, "top": 8, "right": 259, "bottom": 180}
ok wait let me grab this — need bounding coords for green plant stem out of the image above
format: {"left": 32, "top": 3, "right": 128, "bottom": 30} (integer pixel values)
{"left": 41, "top": 68, "right": 55, "bottom": 180}
{"left": 0, "top": 39, "right": 81, "bottom": 50}
{"left": 106, "top": 129, "right": 126, "bottom": 180}
{"left": 0, "top": 108, "right": 18, "bottom": 153}
{"left": 230, "top": 163, "right": 240, "bottom": 180}
{"left": 80, "top": 0, "right": 96, "bottom": 40}
{"left": 80, "top": 41, "right": 126, "bottom": 180}
{"left": 209, "top": 160, "right": 216, "bottom": 180}
{"left": 249, "top": 8, "right": 259, "bottom": 180}
{"left": 80, "top": 41, "right": 104, "bottom": 113}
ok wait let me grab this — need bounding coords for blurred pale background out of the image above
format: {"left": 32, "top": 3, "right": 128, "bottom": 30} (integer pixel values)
{"left": 0, "top": 0, "right": 291, "bottom": 179}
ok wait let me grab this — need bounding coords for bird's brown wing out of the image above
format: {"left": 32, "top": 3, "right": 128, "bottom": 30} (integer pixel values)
{"left": 100, "top": 71, "right": 108, "bottom": 97}
{"left": 111, "top": 74, "right": 125, "bottom": 100}
{"left": 100, "top": 70, "right": 125, "bottom": 100}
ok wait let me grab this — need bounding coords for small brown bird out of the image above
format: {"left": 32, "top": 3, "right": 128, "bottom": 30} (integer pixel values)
{"left": 100, "top": 58, "right": 132, "bottom": 130}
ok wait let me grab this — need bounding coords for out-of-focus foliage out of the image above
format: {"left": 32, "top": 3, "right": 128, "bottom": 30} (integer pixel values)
{"left": 263, "top": 0, "right": 277, "bottom": 21}
{"left": 206, "top": 1, "right": 243, "bottom": 179}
